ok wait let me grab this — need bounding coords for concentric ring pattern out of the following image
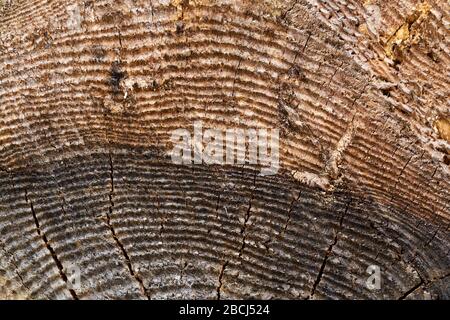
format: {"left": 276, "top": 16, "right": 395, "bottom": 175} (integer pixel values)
{"left": 0, "top": 0, "right": 448, "bottom": 299}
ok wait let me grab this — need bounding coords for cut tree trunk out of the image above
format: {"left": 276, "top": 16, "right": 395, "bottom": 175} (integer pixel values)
{"left": 0, "top": 0, "right": 449, "bottom": 299}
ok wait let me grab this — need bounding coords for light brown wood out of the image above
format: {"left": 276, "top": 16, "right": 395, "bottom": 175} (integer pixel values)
{"left": 0, "top": 0, "right": 448, "bottom": 299}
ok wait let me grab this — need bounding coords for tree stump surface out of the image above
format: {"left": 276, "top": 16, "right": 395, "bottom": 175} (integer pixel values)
{"left": 0, "top": 0, "right": 449, "bottom": 299}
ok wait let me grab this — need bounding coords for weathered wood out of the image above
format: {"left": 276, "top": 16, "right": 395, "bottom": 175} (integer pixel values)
{"left": 0, "top": 0, "right": 448, "bottom": 299}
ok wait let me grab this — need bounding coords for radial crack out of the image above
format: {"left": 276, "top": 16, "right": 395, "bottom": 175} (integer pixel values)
{"left": 398, "top": 278, "right": 424, "bottom": 300}
{"left": 231, "top": 57, "right": 243, "bottom": 99}
{"left": 216, "top": 260, "right": 229, "bottom": 300}
{"left": 390, "top": 153, "right": 414, "bottom": 201}
{"left": 238, "top": 173, "right": 257, "bottom": 258}
{"left": 281, "top": 191, "right": 301, "bottom": 235}
{"left": 25, "top": 190, "right": 78, "bottom": 300}
{"left": 399, "top": 272, "right": 450, "bottom": 300}
{"left": 0, "top": 241, "right": 34, "bottom": 297}
{"left": 309, "top": 199, "right": 351, "bottom": 298}
{"left": 105, "top": 153, "right": 150, "bottom": 300}
{"left": 280, "top": 0, "right": 300, "bottom": 20}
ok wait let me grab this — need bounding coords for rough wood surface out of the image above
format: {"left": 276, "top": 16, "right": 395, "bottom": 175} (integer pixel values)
{"left": 0, "top": 0, "right": 449, "bottom": 299}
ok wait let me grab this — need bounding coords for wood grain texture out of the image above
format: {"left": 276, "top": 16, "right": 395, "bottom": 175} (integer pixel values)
{"left": 0, "top": 0, "right": 448, "bottom": 299}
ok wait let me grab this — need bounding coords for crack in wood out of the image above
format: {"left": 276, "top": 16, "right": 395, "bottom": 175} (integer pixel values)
{"left": 216, "top": 260, "right": 229, "bottom": 300}
{"left": 281, "top": 191, "right": 301, "bottom": 235}
{"left": 25, "top": 189, "right": 78, "bottom": 300}
{"left": 238, "top": 172, "right": 257, "bottom": 258}
{"left": 105, "top": 153, "right": 151, "bottom": 300}
{"left": 309, "top": 199, "right": 351, "bottom": 298}
{"left": 0, "top": 240, "right": 34, "bottom": 297}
